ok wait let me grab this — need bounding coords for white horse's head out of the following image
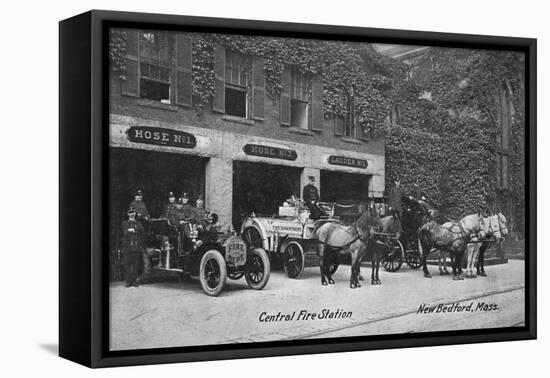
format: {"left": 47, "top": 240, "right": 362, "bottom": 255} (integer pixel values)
{"left": 484, "top": 213, "right": 509, "bottom": 240}
{"left": 496, "top": 212, "right": 509, "bottom": 238}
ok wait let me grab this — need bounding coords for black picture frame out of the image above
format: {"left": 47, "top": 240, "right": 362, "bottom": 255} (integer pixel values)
{"left": 59, "top": 9, "right": 537, "bottom": 368}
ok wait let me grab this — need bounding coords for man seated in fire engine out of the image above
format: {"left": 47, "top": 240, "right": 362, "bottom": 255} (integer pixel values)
{"left": 302, "top": 176, "right": 326, "bottom": 220}
{"left": 175, "top": 192, "right": 196, "bottom": 236}
{"left": 193, "top": 195, "right": 208, "bottom": 230}
{"left": 161, "top": 191, "right": 177, "bottom": 219}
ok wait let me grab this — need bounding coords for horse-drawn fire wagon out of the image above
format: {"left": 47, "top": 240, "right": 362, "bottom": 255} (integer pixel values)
{"left": 240, "top": 201, "right": 337, "bottom": 279}
{"left": 239, "top": 195, "right": 437, "bottom": 279}
{"left": 144, "top": 215, "right": 270, "bottom": 296}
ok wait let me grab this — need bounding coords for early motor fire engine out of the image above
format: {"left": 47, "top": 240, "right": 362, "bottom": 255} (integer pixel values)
{"left": 144, "top": 215, "right": 270, "bottom": 296}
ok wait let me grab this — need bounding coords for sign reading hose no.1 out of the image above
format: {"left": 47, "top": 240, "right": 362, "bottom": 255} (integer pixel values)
{"left": 127, "top": 126, "right": 197, "bottom": 149}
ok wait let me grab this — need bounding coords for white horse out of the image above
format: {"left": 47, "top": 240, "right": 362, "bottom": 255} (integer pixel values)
{"left": 465, "top": 213, "right": 508, "bottom": 278}
{"left": 418, "top": 213, "right": 489, "bottom": 280}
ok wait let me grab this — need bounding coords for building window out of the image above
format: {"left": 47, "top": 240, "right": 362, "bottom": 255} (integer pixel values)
{"left": 496, "top": 86, "right": 512, "bottom": 189}
{"left": 290, "top": 67, "right": 311, "bottom": 129}
{"left": 139, "top": 31, "right": 172, "bottom": 103}
{"left": 225, "top": 50, "right": 251, "bottom": 118}
{"left": 337, "top": 92, "right": 357, "bottom": 138}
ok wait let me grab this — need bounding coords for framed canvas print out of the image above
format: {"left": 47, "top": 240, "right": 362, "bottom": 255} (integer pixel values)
{"left": 59, "top": 10, "right": 536, "bottom": 368}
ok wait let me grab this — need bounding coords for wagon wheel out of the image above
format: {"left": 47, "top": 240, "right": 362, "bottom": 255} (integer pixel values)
{"left": 382, "top": 238, "right": 404, "bottom": 272}
{"left": 199, "top": 250, "right": 227, "bottom": 296}
{"left": 283, "top": 241, "right": 305, "bottom": 279}
{"left": 245, "top": 248, "right": 271, "bottom": 290}
{"left": 243, "top": 227, "right": 263, "bottom": 248}
{"left": 405, "top": 240, "right": 422, "bottom": 269}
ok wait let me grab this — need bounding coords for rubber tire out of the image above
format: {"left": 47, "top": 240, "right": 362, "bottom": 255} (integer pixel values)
{"left": 245, "top": 248, "right": 271, "bottom": 290}
{"left": 199, "top": 249, "right": 227, "bottom": 296}
{"left": 382, "top": 239, "right": 405, "bottom": 272}
{"left": 283, "top": 241, "right": 305, "bottom": 279}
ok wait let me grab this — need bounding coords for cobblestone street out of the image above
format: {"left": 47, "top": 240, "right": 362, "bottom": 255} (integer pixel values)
{"left": 110, "top": 259, "right": 525, "bottom": 351}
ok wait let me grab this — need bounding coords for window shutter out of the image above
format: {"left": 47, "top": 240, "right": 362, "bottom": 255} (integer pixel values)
{"left": 334, "top": 116, "right": 343, "bottom": 136}
{"left": 311, "top": 74, "right": 324, "bottom": 131}
{"left": 252, "top": 57, "right": 265, "bottom": 121}
{"left": 121, "top": 29, "right": 140, "bottom": 97}
{"left": 280, "top": 66, "right": 291, "bottom": 126}
{"left": 213, "top": 45, "right": 225, "bottom": 113}
{"left": 176, "top": 35, "right": 192, "bottom": 107}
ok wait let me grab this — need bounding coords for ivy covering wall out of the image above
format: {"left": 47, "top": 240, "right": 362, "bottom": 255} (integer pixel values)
{"left": 109, "top": 29, "right": 403, "bottom": 137}
{"left": 387, "top": 48, "right": 525, "bottom": 234}
{"left": 109, "top": 30, "right": 525, "bottom": 235}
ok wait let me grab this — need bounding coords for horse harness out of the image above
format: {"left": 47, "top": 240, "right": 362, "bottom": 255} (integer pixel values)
{"left": 318, "top": 220, "right": 371, "bottom": 250}
{"left": 432, "top": 219, "right": 475, "bottom": 250}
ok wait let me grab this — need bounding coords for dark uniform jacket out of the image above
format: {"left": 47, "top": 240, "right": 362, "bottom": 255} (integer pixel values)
{"left": 162, "top": 202, "right": 178, "bottom": 221}
{"left": 303, "top": 184, "right": 320, "bottom": 204}
{"left": 121, "top": 219, "right": 146, "bottom": 252}
{"left": 388, "top": 186, "right": 405, "bottom": 212}
{"left": 194, "top": 207, "right": 208, "bottom": 225}
{"left": 129, "top": 200, "right": 150, "bottom": 220}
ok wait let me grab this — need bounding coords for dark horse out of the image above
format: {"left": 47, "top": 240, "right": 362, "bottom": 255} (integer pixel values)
{"left": 400, "top": 196, "right": 439, "bottom": 245}
{"left": 314, "top": 206, "right": 382, "bottom": 288}
{"left": 418, "top": 213, "right": 488, "bottom": 280}
{"left": 365, "top": 212, "right": 402, "bottom": 285}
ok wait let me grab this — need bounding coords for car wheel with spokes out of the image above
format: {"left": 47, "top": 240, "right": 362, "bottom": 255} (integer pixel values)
{"left": 199, "top": 249, "right": 227, "bottom": 296}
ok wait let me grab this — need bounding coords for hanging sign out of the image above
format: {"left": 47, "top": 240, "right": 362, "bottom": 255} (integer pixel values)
{"left": 127, "top": 126, "right": 197, "bottom": 148}
{"left": 327, "top": 155, "right": 368, "bottom": 169}
{"left": 243, "top": 144, "right": 297, "bottom": 161}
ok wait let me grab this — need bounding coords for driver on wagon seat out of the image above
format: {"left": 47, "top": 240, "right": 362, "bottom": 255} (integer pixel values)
{"left": 303, "top": 175, "right": 325, "bottom": 220}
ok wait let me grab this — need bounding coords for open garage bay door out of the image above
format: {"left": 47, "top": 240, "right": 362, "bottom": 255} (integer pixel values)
{"left": 233, "top": 161, "right": 301, "bottom": 231}
{"left": 109, "top": 147, "right": 206, "bottom": 248}
{"left": 321, "top": 170, "right": 371, "bottom": 224}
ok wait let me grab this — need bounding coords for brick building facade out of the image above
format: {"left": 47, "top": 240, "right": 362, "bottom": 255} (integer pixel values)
{"left": 109, "top": 29, "right": 386, "bottom": 236}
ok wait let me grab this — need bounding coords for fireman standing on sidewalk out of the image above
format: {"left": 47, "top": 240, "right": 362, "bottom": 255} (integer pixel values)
{"left": 121, "top": 207, "right": 146, "bottom": 287}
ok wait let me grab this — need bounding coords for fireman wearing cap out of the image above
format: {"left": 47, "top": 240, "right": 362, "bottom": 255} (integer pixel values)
{"left": 174, "top": 192, "right": 196, "bottom": 239}
{"left": 193, "top": 195, "right": 208, "bottom": 230}
{"left": 128, "top": 189, "right": 150, "bottom": 221}
{"left": 162, "top": 191, "right": 178, "bottom": 221}
{"left": 121, "top": 207, "right": 145, "bottom": 287}
{"left": 303, "top": 176, "right": 325, "bottom": 220}
{"left": 177, "top": 192, "right": 195, "bottom": 221}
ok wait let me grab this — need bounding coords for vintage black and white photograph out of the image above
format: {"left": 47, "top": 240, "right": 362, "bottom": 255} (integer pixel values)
{"left": 107, "top": 27, "right": 526, "bottom": 351}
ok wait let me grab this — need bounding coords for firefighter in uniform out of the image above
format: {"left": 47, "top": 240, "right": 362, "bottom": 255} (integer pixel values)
{"left": 303, "top": 176, "right": 325, "bottom": 220}
{"left": 193, "top": 195, "right": 208, "bottom": 230}
{"left": 121, "top": 207, "right": 145, "bottom": 287}
{"left": 176, "top": 192, "right": 196, "bottom": 237}
{"left": 161, "top": 191, "right": 178, "bottom": 220}
{"left": 128, "top": 189, "right": 150, "bottom": 221}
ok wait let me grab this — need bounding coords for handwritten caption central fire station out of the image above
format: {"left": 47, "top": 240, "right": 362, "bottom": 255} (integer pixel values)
{"left": 258, "top": 309, "right": 352, "bottom": 322}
